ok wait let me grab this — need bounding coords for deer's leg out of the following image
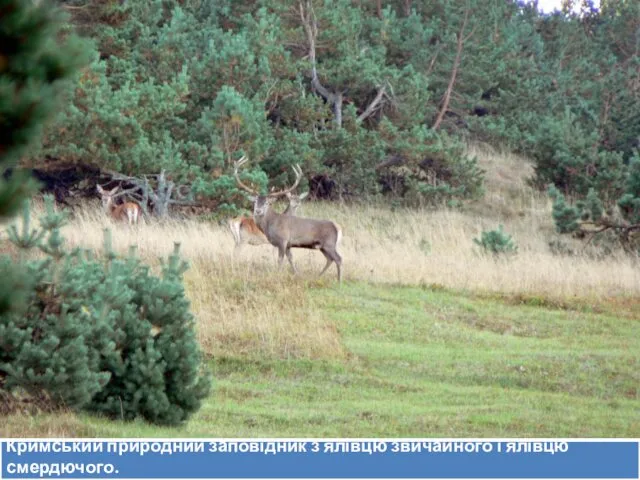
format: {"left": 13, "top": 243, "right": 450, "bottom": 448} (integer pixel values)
{"left": 318, "top": 250, "right": 334, "bottom": 277}
{"left": 228, "top": 220, "right": 241, "bottom": 246}
{"left": 320, "top": 248, "right": 342, "bottom": 283}
{"left": 334, "top": 251, "right": 342, "bottom": 283}
{"left": 277, "top": 245, "right": 287, "bottom": 269}
{"left": 286, "top": 247, "right": 298, "bottom": 274}
{"left": 232, "top": 228, "right": 243, "bottom": 256}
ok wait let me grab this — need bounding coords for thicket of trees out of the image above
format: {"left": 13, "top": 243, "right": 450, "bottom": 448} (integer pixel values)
{"left": 30, "top": 0, "right": 637, "bottom": 224}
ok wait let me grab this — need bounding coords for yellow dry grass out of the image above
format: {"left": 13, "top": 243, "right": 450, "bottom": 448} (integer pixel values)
{"left": 54, "top": 205, "right": 345, "bottom": 360}
{"left": 6, "top": 144, "right": 639, "bottom": 359}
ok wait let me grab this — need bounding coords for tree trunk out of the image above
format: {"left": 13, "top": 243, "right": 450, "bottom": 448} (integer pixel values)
{"left": 403, "top": 0, "right": 412, "bottom": 16}
{"left": 334, "top": 93, "right": 343, "bottom": 127}
{"left": 300, "top": 0, "right": 344, "bottom": 127}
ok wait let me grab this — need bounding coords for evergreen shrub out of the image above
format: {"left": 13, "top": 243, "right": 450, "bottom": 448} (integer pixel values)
{"left": 0, "top": 197, "right": 211, "bottom": 425}
{"left": 473, "top": 225, "right": 518, "bottom": 257}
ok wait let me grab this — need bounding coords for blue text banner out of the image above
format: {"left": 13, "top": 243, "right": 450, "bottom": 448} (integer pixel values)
{"left": 1, "top": 440, "right": 638, "bottom": 479}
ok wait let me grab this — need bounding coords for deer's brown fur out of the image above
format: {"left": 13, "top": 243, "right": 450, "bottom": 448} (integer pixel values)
{"left": 234, "top": 157, "right": 342, "bottom": 282}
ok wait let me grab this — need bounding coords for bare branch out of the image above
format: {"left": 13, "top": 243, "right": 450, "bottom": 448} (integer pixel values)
{"left": 61, "top": 4, "right": 90, "bottom": 10}
{"left": 432, "top": 7, "right": 471, "bottom": 131}
{"left": 300, "top": 0, "right": 331, "bottom": 101}
{"left": 357, "top": 84, "right": 388, "bottom": 123}
{"left": 426, "top": 48, "right": 440, "bottom": 76}
{"left": 299, "top": 0, "right": 344, "bottom": 126}
{"left": 111, "top": 186, "right": 142, "bottom": 200}
{"left": 167, "top": 199, "right": 200, "bottom": 207}
{"left": 100, "top": 169, "right": 193, "bottom": 218}
{"left": 175, "top": 184, "right": 193, "bottom": 200}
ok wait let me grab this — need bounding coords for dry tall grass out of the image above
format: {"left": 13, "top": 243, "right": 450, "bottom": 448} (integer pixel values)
{"left": 6, "top": 145, "right": 639, "bottom": 359}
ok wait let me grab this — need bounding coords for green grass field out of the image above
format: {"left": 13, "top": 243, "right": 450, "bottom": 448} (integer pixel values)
{"left": 3, "top": 147, "right": 639, "bottom": 438}
{"left": 4, "top": 282, "right": 638, "bottom": 437}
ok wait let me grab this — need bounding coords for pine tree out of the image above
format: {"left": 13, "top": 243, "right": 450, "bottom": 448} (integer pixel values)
{"left": 88, "top": 242, "right": 211, "bottom": 425}
{"left": 1, "top": 198, "right": 114, "bottom": 410}
{"left": 1, "top": 198, "right": 211, "bottom": 423}
{"left": 0, "top": 0, "right": 88, "bottom": 314}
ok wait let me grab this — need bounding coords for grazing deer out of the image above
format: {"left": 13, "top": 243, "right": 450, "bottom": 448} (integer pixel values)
{"left": 96, "top": 184, "right": 142, "bottom": 225}
{"left": 228, "top": 191, "right": 309, "bottom": 252}
{"left": 234, "top": 157, "right": 343, "bottom": 282}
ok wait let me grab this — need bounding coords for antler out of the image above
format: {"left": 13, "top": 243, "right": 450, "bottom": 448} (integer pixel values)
{"left": 234, "top": 156, "right": 260, "bottom": 196}
{"left": 267, "top": 164, "right": 303, "bottom": 198}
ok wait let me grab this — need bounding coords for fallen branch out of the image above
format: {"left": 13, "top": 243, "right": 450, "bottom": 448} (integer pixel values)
{"left": 101, "top": 170, "right": 195, "bottom": 219}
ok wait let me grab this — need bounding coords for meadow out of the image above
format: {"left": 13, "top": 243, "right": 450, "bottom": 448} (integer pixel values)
{"left": 2, "top": 146, "right": 639, "bottom": 437}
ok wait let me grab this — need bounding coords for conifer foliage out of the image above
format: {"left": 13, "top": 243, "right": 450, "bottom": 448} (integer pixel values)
{"left": 549, "top": 153, "right": 640, "bottom": 253}
{"left": 41, "top": 0, "right": 487, "bottom": 211}
{"left": 1, "top": 197, "right": 211, "bottom": 424}
{"left": 0, "top": 0, "right": 210, "bottom": 424}
{"left": 0, "top": 0, "right": 87, "bottom": 220}
{"left": 0, "top": 0, "right": 88, "bottom": 317}
{"left": 15, "top": 1, "right": 640, "bottom": 223}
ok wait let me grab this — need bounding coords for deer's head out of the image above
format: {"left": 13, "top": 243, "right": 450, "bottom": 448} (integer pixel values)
{"left": 285, "top": 191, "right": 309, "bottom": 212}
{"left": 96, "top": 184, "right": 119, "bottom": 209}
{"left": 234, "top": 156, "right": 304, "bottom": 218}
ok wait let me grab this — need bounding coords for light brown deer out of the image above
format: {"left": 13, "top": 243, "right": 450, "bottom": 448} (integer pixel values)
{"left": 96, "top": 184, "right": 142, "bottom": 225}
{"left": 228, "top": 190, "right": 309, "bottom": 253}
{"left": 234, "top": 157, "right": 343, "bottom": 282}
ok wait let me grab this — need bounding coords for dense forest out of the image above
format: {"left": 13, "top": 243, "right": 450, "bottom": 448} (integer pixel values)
{"left": 20, "top": 0, "right": 638, "bottom": 232}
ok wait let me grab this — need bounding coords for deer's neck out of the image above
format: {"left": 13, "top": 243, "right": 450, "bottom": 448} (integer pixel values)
{"left": 104, "top": 200, "right": 120, "bottom": 215}
{"left": 255, "top": 207, "right": 278, "bottom": 232}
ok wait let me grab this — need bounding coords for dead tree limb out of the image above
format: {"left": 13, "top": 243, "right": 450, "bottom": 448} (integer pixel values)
{"left": 357, "top": 84, "right": 389, "bottom": 123}
{"left": 299, "top": 0, "right": 393, "bottom": 128}
{"left": 102, "top": 170, "right": 195, "bottom": 219}
{"left": 376, "top": 154, "right": 406, "bottom": 171}
{"left": 577, "top": 219, "right": 640, "bottom": 253}
{"left": 432, "top": 7, "right": 474, "bottom": 131}
{"left": 299, "top": 0, "right": 345, "bottom": 127}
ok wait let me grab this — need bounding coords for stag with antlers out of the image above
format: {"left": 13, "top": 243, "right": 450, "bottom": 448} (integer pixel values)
{"left": 96, "top": 184, "right": 142, "bottom": 225}
{"left": 228, "top": 190, "right": 309, "bottom": 253}
{"left": 234, "top": 156, "right": 343, "bottom": 282}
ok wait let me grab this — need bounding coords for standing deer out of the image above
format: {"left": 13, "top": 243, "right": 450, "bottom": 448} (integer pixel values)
{"left": 228, "top": 190, "right": 309, "bottom": 253}
{"left": 234, "top": 157, "right": 343, "bottom": 282}
{"left": 96, "top": 184, "right": 142, "bottom": 225}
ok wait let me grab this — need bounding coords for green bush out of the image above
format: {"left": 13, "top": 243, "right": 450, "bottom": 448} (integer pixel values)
{"left": 473, "top": 225, "right": 518, "bottom": 256}
{"left": 0, "top": 0, "right": 89, "bottom": 324}
{"left": 0, "top": 198, "right": 211, "bottom": 425}
{"left": 548, "top": 154, "right": 640, "bottom": 254}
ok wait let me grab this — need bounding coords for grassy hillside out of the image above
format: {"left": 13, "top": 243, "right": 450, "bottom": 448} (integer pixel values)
{"left": 3, "top": 282, "right": 638, "bottom": 437}
{"left": 2, "top": 146, "right": 639, "bottom": 437}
